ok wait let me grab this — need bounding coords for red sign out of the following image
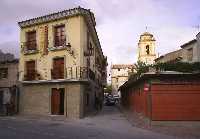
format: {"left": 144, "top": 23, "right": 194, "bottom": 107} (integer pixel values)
{"left": 144, "top": 83, "right": 150, "bottom": 91}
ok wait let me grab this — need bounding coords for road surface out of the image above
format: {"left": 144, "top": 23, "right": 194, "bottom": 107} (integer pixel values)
{"left": 0, "top": 106, "right": 176, "bottom": 139}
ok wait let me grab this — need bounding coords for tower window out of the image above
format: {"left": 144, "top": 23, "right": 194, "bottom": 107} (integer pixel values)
{"left": 146, "top": 45, "right": 150, "bottom": 55}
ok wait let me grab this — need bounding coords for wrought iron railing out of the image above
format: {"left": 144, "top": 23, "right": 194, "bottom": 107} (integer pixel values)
{"left": 24, "top": 70, "right": 43, "bottom": 81}
{"left": 65, "top": 67, "right": 95, "bottom": 81}
{"left": 24, "top": 70, "right": 36, "bottom": 81}
{"left": 54, "top": 38, "right": 66, "bottom": 47}
{"left": 22, "top": 41, "right": 38, "bottom": 54}
{"left": 23, "top": 67, "right": 97, "bottom": 82}
{"left": 51, "top": 68, "right": 64, "bottom": 79}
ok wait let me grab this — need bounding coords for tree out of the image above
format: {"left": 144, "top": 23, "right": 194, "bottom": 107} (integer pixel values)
{"left": 134, "top": 61, "right": 150, "bottom": 76}
{"left": 128, "top": 61, "right": 200, "bottom": 81}
{"left": 105, "top": 85, "right": 112, "bottom": 94}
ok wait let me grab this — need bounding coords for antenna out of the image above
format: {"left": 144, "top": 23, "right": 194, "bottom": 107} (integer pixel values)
{"left": 145, "top": 26, "right": 148, "bottom": 32}
{"left": 145, "top": 25, "right": 153, "bottom": 32}
{"left": 194, "top": 25, "right": 200, "bottom": 33}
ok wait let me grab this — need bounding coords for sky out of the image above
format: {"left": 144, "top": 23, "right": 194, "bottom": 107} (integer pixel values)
{"left": 0, "top": 0, "right": 200, "bottom": 65}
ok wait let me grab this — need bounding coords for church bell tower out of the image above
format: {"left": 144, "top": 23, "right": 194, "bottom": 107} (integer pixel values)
{"left": 137, "top": 32, "right": 156, "bottom": 65}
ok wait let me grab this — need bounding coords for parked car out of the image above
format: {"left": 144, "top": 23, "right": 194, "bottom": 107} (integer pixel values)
{"left": 113, "top": 95, "right": 120, "bottom": 104}
{"left": 105, "top": 95, "right": 116, "bottom": 106}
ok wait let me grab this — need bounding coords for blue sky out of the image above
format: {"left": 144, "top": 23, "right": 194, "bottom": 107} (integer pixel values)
{"left": 0, "top": 0, "right": 199, "bottom": 64}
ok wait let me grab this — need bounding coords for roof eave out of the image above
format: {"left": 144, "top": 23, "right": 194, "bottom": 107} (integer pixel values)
{"left": 18, "top": 7, "right": 94, "bottom": 28}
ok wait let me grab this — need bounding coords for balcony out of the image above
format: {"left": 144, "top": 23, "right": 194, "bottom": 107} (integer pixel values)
{"left": 23, "top": 67, "right": 97, "bottom": 84}
{"left": 51, "top": 68, "right": 64, "bottom": 79}
{"left": 22, "top": 41, "right": 38, "bottom": 55}
{"left": 50, "top": 67, "right": 96, "bottom": 81}
{"left": 24, "top": 71, "right": 36, "bottom": 81}
{"left": 66, "top": 67, "right": 96, "bottom": 81}
{"left": 48, "top": 39, "right": 71, "bottom": 51}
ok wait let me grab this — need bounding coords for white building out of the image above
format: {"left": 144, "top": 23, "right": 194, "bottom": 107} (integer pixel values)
{"left": 111, "top": 64, "right": 135, "bottom": 95}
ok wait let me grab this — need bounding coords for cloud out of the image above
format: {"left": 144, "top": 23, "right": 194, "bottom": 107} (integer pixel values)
{"left": 81, "top": 0, "right": 200, "bottom": 65}
{"left": 0, "top": 0, "right": 80, "bottom": 25}
{"left": 0, "top": 0, "right": 199, "bottom": 66}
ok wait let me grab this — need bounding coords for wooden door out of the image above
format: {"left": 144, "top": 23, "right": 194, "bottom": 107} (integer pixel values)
{"left": 53, "top": 58, "right": 64, "bottom": 79}
{"left": 26, "top": 61, "right": 35, "bottom": 80}
{"left": 51, "top": 88, "right": 60, "bottom": 115}
{"left": 27, "top": 31, "right": 36, "bottom": 50}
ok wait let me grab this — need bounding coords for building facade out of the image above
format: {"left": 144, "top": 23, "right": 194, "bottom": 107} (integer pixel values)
{"left": 111, "top": 64, "right": 135, "bottom": 95}
{"left": 0, "top": 59, "right": 19, "bottom": 116}
{"left": 155, "top": 32, "right": 200, "bottom": 63}
{"left": 137, "top": 32, "right": 156, "bottom": 65}
{"left": 0, "top": 50, "right": 15, "bottom": 62}
{"left": 18, "top": 7, "right": 107, "bottom": 118}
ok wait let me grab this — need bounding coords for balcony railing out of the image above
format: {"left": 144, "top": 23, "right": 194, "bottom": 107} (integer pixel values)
{"left": 50, "top": 67, "right": 96, "bottom": 81}
{"left": 54, "top": 38, "right": 66, "bottom": 47}
{"left": 51, "top": 68, "right": 64, "bottom": 79}
{"left": 23, "top": 70, "right": 43, "bottom": 81}
{"left": 23, "top": 67, "right": 98, "bottom": 83}
{"left": 48, "top": 41, "right": 71, "bottom": 52}
{"left": 24, "top": 71, "right": 36, "bottom": 81}
{"left": 65, "top": 67, "right": 95, "bottom": 81}
{"left": 22, "top": 41, "right": 38, "bottom": 54}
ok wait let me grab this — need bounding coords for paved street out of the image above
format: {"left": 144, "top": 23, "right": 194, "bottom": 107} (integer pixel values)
{"left": 0, "top": 106, "right": 176, "bottom": 139}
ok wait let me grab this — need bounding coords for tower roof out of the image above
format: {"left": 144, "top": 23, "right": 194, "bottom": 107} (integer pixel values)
{"left": 141, "top": 32, "right": 153, "bottom": 36}
{"left": 139, "top": 32, "right": 155, "bottom": 42}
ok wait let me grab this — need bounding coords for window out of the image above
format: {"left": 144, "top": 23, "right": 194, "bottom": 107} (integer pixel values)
{"left": 25, "top": 61, "right": 36, "bottom": 80}
{"left": 54, "top": 25, "right": 66, "bottom": 47}
{"left": 187, "top": 48, "right": 193, "bottom": 61}
{"left": 0, "top": 68, "right": 8, "bottom": 79}
{"left": 86, "top": 93, "right": 89, "bottom": 106}
{"left": 26, "top": 31, "right": 37, "bottom": 50}
{"left": 118, "top": 68, "right": 120, "bottom": 71}
{"left": 89, "top": 42, "right": 94, "bottom": 56}
{"left": 87, "top": 58, "right": 90, "bottom": 67}
{"left": 87, "top": 31, "right": 90, "bottom": 49}
{"left": 116, "top": 77, "right": 118, "bottom": 82}
{"left": 146, "top": 45, "right": 150, "bottom": 55}
{"left": 51, "top": 58, "right": 64, "bottom": 79}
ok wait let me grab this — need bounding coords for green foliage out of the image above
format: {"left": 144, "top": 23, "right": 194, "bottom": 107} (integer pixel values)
{"left": 154, "top": 62, "right": 200, "bottom": 73}
{"left": 134, "top": 61, "right": 150, "bottom": 76}
{"left": 105, "top": 84, "right": 112, "bottom": 94}
{"left": 129, "top": 61, "right": 200, "bottom": 80}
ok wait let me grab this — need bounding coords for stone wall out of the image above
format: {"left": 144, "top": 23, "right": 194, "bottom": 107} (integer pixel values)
{"left": 20, "top": 84, "right": 50, "bottom": 115}
{"left": 19, "top": 82, "right": 93, "bottom": 119}
{"left": 0, "top": 62, "right": 18, "bottom": 88}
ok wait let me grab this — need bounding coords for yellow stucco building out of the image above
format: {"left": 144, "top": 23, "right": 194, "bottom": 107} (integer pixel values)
{"left": 18, "top": 7, "right": 107, "bottom": 118}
